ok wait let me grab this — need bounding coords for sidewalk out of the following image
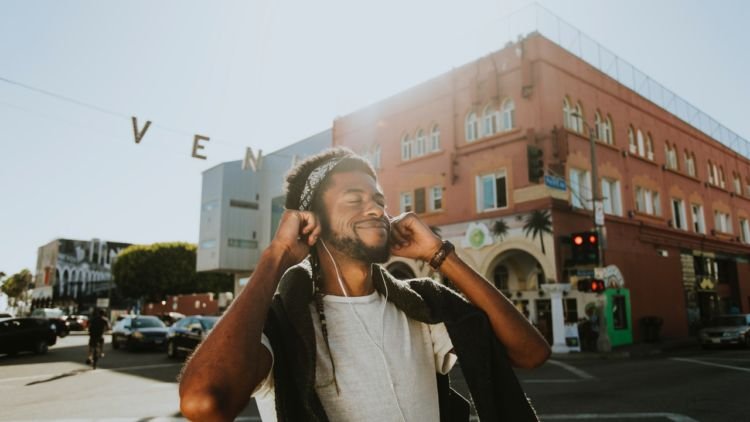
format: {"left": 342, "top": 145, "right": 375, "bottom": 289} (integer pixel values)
{"left": 552, "top": 337, "right": 698, "bottom": 360}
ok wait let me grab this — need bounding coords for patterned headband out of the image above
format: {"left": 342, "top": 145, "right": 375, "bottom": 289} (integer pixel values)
{"left": 298, "top": 156, "right": 347, "bottom": 211}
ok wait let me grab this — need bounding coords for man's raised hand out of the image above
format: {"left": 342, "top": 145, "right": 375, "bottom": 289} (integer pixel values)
{"left": 270, "top": 210, "right": 322, "bottom": 266}
{"left": 388, "top": 212, "right": 443, "bottom": 263}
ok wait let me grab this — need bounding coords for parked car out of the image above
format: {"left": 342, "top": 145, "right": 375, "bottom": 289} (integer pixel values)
{"left": 157, "top": 312, "right": 186, "bottom": 327}
{"left": 112, "top": 315, "right": 169, "bottom": 351}
{"left": 0, "top": 317, "right": 57, "bottom": 356}
{"left": 65, "top": 315, "right": 89, "bottom": 331}
{"left": 166, "top": 315, "right": 219, "bottom": 359}
{"left": 30, "top": 308, "right": 69, "bottom": 337}
{"left": 698, "top": 314, "right": 750, "bottom": 349}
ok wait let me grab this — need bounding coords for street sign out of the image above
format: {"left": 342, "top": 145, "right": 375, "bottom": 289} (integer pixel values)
{"left": 96, "top": 298, "right": 110, "bottom": 308}
{"left": 576, "top": 269, "right": 595, "bottom": 278}
{"left": 544, "top": 175, "right": 567, "bottom": 191}
{"left": 594, "top": 200, "right": 604, "bottom": 226}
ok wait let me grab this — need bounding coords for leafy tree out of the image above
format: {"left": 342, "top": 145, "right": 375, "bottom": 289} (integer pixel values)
{"left": 1, "top": 269, "right": 33, "bottom": 306}
{"left": 523, "top": 209, "right": 552, "bottom": 254}
{"left": 491, "top": 220, "right": 510, "bottom": 241}
{"left": 112, "top": 242, "right": 232, "bottom": 302}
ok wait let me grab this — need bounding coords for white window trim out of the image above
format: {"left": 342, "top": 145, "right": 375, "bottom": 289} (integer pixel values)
{"left": 430, "top": 186, "right": 443, "bottom": 211}
{"left": 476, "top": 170, "right": 508, "bottom": 212}
{"left": 400, "top": 192, "right": 413, "bottom": 213}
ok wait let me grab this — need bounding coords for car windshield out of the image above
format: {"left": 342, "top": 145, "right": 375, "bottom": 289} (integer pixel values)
{"left": 711, "top": 316, "right": 747, "bottom": 327}
{"left": 201, "top": 317, "right": 219, "bottom": 330}
{"left": 132, "top": 318, "right": 166, "bottom": 328}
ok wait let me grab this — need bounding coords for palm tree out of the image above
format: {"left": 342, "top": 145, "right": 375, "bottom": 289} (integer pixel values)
{"left": 491, "top": 220, "right": 509, "bottom": 241}
{"left": 523, "top": 209, "right": 552, "bottom": 254}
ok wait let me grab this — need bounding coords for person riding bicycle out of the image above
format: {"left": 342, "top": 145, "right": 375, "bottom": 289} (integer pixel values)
{"left": 86, "top": 309, "right": 110, "bottom": 365}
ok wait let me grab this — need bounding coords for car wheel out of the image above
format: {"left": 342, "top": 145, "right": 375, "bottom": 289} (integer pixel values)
{"left": 126, "top": 338, "right": 136, "bottom": 352}
{"left": 167, "top": 340, "right": 179, "bottom": 359}
{"left": 34, "top": 340, "right": 48, "bottom": 355}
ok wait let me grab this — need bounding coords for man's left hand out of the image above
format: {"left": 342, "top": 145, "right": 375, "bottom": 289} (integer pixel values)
{"left": 388, "top": 212, "right": 443, "bottom": 263}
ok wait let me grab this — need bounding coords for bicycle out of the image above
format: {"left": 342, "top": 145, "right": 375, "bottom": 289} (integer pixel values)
{"left": 88, "top": 336, "right": 104, "bottom": 369}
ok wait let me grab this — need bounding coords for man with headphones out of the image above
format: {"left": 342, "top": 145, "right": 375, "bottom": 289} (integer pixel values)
{"left": 179, "top": 147, "right": 550, "bottom": 421}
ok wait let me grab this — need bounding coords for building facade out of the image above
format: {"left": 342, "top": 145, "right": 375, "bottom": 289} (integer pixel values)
{"left": 197, "top": 130, "right": 332, "bottom": 294}
{"left": 32, "top": 238, "right": 131, "bottom": 312}
{"left": 333, "top": 31, "right": 750, "bottom": 346}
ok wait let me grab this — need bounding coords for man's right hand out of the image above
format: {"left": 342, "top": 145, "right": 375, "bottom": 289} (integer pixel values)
{"left": 270, "top": 210, "right": 322, "bottom": 266}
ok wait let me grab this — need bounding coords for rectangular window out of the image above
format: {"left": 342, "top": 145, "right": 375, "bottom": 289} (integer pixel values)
{"left": 228, "top": 238, "right": 258, "bottom": 249}
{"left": 691, "top": 204, "right": 705, "bottom": 234}
{"left": 400, "top": 192, "right": 413, "bottom": 213}
{"left": 414, "top": 188, "right": 426, "bottom": 214}
{"left": 671, "top": 198, "right": 687, "bottom": 230}
{"left": 741, "top": 219, "right": 750, "bottom": 244}
{"left": 476, "top": 171, "right": 507, "bottom": 212}
{"left": 430, "top": 186, "right": 443, "bottom": 211}
{"left": 401, "top": 139, "right": 412, "bottom": 161}
{"left": 714, "top": 211, "right": 732, "bottom": 233}
{"left": 430, "top": 130, "right": 440, "bottom": 152}
{"left": 569, "top": 168, "right": 592, "bottom": 210}
{"left": 734, "top": 177, "right": 742, "bottom": 195}
{"left": 685, "top": 154, "right": 696, "bottom": 177}
{"left": 635, "top": 187, "right": 660, "bottom": 216}
{"left": 601, "top": 178, "right": 622, "bottom": 216}
{"left": 229, "top": 199, "right": 259, "bottom": 210}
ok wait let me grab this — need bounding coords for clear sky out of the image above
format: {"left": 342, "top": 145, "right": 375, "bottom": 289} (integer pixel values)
{"left": 1, "top": 0, "right": 748, "bottom": 276}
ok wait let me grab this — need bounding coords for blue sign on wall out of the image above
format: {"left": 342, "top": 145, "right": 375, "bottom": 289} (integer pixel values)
{"left": 544, "top": 175, "right": 567, "bottom": 191}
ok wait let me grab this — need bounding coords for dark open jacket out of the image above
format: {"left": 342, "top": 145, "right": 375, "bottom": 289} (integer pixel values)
{"left": 263, "top": 259, "right": 539, "bottom": 421}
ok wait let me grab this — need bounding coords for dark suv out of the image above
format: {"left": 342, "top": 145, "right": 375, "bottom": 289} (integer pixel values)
{"left": 166, "top": 315, "right": 219, "bottom": 359}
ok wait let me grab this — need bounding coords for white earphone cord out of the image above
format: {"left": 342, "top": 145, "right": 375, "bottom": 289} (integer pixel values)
{"left": 319, "top": 240, "right": 406, "bottom": 422}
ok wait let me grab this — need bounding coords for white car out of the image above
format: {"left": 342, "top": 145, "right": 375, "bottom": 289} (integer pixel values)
{"left": 698, "top": 314, "right": 750, "bottom": 349}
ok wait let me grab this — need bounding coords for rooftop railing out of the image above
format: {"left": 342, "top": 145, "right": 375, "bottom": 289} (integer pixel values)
{"left": 482, "top": 3, "right": 748, "bottom": 158}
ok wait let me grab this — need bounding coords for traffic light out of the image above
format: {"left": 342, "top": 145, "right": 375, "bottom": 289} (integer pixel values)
{"left": 571, "top": 231, "right": 600, "bottom": 265}
{"left": 527, "top": 145, "right": 544, "bottom": 183}
{"left": 577, "top": 278, "right": 605, "bottom": 293}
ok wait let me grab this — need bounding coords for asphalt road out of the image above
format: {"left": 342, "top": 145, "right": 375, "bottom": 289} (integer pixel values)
{"left": 0, "top": 333, "right": 747, "bottom": 421}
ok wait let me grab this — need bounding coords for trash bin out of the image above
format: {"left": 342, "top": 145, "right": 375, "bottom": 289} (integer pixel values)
{"left": 640, "top": 316, "right": 663, "bottom": 343}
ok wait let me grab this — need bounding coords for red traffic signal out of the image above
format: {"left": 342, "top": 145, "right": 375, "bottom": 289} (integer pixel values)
{"left": 571, "top": 231, "right": 600, "bottom": 265}
{"left": 578, "top": 278, "right": 605, "bottom": 293}
{"left": 573, "top": 235, "right": 584, "bottom": 246}
{"left": 590, "top": 279, "right": 605, "bottom": 293}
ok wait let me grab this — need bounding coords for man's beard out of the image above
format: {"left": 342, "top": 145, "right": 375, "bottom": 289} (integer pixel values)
{"left": 326, "top": 231, "right": 391, "bottom": 263}
{"left": 319, "top": 214, "right": 391, "bottom": 263}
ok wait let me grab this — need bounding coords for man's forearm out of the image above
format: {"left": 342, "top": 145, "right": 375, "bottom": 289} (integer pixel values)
{"left": 438, "top": 251, "right": 551, "bottom": 368}
{"left": 179, "top": 244, "right": 293, "bottom": 420}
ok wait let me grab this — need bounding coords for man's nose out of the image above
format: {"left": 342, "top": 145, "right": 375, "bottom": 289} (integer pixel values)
{"left": 363, "top": 199, "right": 385, "bottom": 218}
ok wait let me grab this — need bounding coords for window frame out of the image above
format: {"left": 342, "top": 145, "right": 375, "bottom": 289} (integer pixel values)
{"left": 476, "top": 170, "right": 508, "bottom": 212}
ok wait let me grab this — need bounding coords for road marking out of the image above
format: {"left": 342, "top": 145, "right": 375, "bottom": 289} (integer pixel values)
{"left": 702, "top": 356, "right": 750, "bottom": 363}
{"left": 539, "top": 412, "right": 699, "bottom": 421}
{"left": 547, "top": 359, "right": 596, "bottom": 380}
{"left": 671, "top": 357, "right": 750, "bottom": 373}
{"left": 0, "top": 362, "right": 182, "bottom": 383}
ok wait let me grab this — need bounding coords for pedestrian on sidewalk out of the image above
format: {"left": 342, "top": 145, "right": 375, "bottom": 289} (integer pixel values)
{"left": 178, "top": 147, "right": 550, "bottom": 421}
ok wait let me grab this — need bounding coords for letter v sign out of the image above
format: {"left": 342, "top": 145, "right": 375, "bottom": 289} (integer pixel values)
{"left": 132, "top": 116, "right": 152, "bottom": 144}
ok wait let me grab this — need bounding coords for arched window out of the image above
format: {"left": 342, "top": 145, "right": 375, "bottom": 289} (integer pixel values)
{"left": 628, "top": 126, "right": 636, "bottom": 154}
{"left": 430, "top": 124, "right": 441, "bottom": 152}
{"left": 372, "top": 144, "right": 381, "bottom": 169}
{"left": 401, "top": 134, "right": 412, "bottom": 161}
{"left": 493, "top": 264, "right": 510, "bottom": 294}
{"left": 594, "top": 112, "right": 602, "bottom": 140}
{"left": 415, "top": 129, "right": 426, "bottom": 157}
{"left": 563, "top": 97, "right": 574, "bottom": 130}
{"left": 708, "top": 160, "right": 714, "bottom": 184}
{"left": 501, "top": 98, "right": 515, "bottom": 131}
{"left": 636, "top": 129, "right": 645, "bottom": 157}
{"left": 604, "top": 115, "right": 614, "bottom": 144}
{"left": 719, "top": 166, "right": 726, "bottom": 188}
{"left": 646, "top": 134, "right": 654, "bottom": 160}
{"left": 482, "top": 105, "right": 498, "bottom": 137}
{"left": 466, "top": 112, "right": 479, "bottom": 142}
{"left": 574, "top": 102, "right": 584, "bottom": 133}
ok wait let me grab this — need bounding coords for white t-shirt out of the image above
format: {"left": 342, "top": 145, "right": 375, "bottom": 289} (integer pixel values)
{"left": 252, "top": 291, "right": 457, "bottom": 422}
